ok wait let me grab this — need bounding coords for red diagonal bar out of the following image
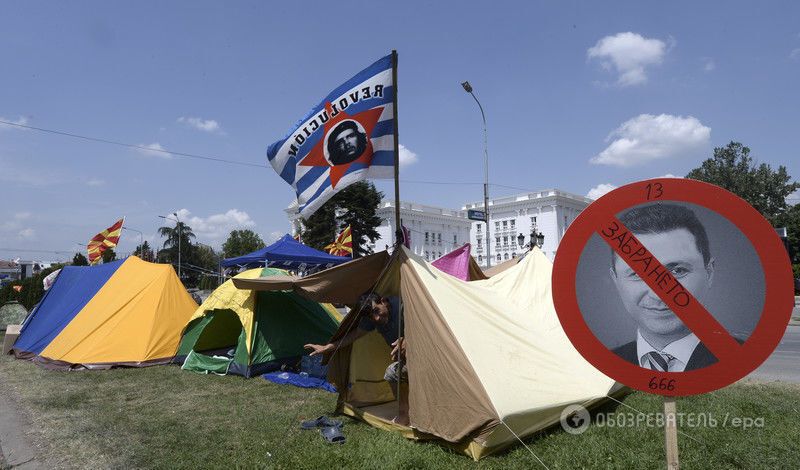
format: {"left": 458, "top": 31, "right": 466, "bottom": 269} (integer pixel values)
{"left": 598, "top": 216, "right": 741, "bottom": 363}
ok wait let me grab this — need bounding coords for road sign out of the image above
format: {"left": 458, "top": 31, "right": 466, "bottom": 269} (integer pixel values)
{"left": 552, "top": 178, "right": 794, "bottom": 396}
{"left": 468, "top": 209, "right": 486, "bottom": 222}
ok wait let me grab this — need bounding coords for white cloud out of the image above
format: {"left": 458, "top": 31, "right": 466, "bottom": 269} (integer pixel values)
{"left": 591, "top": 114, "right": 711, "bottom": 167}
{"left": 167, "top": 208, "right": 257, "bottom": 242}
{"left": 790, "top": 48, "right": 800, "bottom": 60}
{"left": 18, "top": 228, "right": 35, "bottom": 239}
{"left": 178, "top": 116, "right": 221, "bottom": 133}
{"left": 137, "top": 142, "right": 172, "bottom": 158}
{"left": 399, "top": 144, "right": 418, "bottom": 167}
{"left": 787, "top": 189, "right": 800, "bottom": 206}
{"left": 587, "top": 32, "right": 668, "bottom": 86}
{"left": 86, "top": 178, "right": 105, "bottom": 187}
{"left": 586, "top": 183, "right": 618, "bottom": 200}
{"left": 702, "top": 58, "right": 715, "bottom": 72}
{"left": 0, "top": 116, "right": 29, "bottom": 130}
{"left": 14, "top": 212, "right": 31, "bottom": 220}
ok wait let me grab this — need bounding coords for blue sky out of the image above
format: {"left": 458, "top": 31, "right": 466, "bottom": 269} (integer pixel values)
{"left": 2, "top": 1, "right": 799, "bottom": 262}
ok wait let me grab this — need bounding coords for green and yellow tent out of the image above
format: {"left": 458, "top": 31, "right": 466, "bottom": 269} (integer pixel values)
{"left": 174, "top": 267, "right": 342, "bottom": 377}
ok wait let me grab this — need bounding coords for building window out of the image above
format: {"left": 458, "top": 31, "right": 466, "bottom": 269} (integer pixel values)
{"left": 478, "top": 255, "right": 483, "bottom": 262}
{"left": 425, "top": 251, "right": 429, "bottom": 260}
{"left": 425, "top": 232, "right": 429, "bottom": 243}
{"left": 512, "top": 252, "right": 517, "bottom": 258}
{"left": 496, "top": 254, "right": 501, "bottom": 262}
{"left": 437, "top": 233, "right": 442, "bottom": 243}
{"left": 510, "top": 219, "right": 515, "bottom": 229}
{"left": 477, "top": 224, "right": 482, "bottom": 233}
{"left": 453, "top": 234, "right": 457, "bottom": 244}
{"left": 530, "top": 216, "right": 537, "bottom": 228}
{"left": 504, "top": 253, "right": 509, "bottom": 260}
{"left": 495, "top": 237, "right": 500, "bottom": 248}
{"left": 503, "top": 236, "right": 508, "bottom": 246}
{"left": 438, "top": 252, "right": 442, "bottom": 258}
{"left": 495, "top": 221, "right": 500, "bottom": 230}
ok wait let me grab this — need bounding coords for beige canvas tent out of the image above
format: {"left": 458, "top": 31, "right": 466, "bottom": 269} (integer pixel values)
{"left": 234, "top": 247, "right": 621, "bottom": 459}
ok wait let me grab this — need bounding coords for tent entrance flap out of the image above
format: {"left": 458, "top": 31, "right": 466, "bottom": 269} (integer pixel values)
{"left": 192, "top": 310, "right": 244, "bottom": 353}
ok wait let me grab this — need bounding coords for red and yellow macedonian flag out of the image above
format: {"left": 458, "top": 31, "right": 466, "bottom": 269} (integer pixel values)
{"left": 324, "top": 225, "right": 353, "bottom": 257}
{"left": 87, "top": 218, "right": 124, "bottom": 265}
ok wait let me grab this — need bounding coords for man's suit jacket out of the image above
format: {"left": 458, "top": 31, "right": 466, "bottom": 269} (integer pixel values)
{"left": 612, "top": 341, "right": 718, "bottom": 371}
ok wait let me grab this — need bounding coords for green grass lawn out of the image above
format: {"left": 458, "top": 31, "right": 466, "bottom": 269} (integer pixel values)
{"left": 1, "top": 341, "right": 799, "bottom": 469}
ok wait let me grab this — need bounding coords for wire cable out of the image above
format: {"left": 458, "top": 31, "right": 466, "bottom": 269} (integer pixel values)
{"left": 0, "top": 119, "right": 264, "bottom": 168}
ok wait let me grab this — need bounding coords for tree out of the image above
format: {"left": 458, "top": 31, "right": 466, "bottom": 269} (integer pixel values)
{"left": 158, "top": 221, "right": 196, "bottom": 266}
{"left": 300, "top": 181, "right": 383, "bottom": 258}
{"left": 222, "top": 230, "right": 265, "bottom": 258}
{"left": 133, "top": 241, "right": 155, "bottom": 261}
{"left": 101, "top": 248, "right": 116, "bottom": 263}
{"left": 72, "top": 252, "right": 89, "bottom": 266}
{"left": 775, "top": 202, "right": 800, "bottom": 264}
{"left": 686, "top": 142, "right": 799, "bottom": 223}
{"left": 301, "top": 201, "right": 337, "bottom": 254}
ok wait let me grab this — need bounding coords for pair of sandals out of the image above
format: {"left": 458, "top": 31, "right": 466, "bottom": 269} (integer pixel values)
{"left": 300, "top": 416, "right": 345, "bottom": 444}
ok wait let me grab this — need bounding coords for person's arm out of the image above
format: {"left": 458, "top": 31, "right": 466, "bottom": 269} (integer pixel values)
{"left": 304, "top": 327, "right": 369, "bottom": 356}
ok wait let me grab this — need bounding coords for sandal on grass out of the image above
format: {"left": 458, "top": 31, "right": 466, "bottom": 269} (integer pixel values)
{"left": 320, "top": 425, "right": 345, "bottom": 444}
{"left": 300, "top": 416, "right": 343, "bottom": 430}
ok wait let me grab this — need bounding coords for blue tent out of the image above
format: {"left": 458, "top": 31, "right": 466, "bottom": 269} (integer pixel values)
{"left": 221, "top": 234, "right": 349, "bottom": 270}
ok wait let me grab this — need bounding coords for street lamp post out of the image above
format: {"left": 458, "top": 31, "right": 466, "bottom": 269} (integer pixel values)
{"left": 517, "top": 230, "right": 545, "bottom": 252}
{"left": 158, "top": 213, "right": 181, "bottom": 278}
{"left": 122, "top": 226, "right": 144, "bottom": 259}
{"left": 461, "top": 80, "right": 491, "bottom": 268}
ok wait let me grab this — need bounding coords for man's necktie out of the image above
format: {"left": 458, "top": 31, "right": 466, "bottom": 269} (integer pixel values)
{"left": 641, "top": 351, "right": 675, "bottom": 372}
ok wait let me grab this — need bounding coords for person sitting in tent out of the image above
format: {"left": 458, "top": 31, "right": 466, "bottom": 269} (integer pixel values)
{"left": 305, "top": 293, "right": 407, "bottom": 424}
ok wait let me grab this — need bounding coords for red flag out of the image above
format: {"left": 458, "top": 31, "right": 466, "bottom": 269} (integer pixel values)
{"left": 87, "top": 218, "right": 124, "bottom": 265}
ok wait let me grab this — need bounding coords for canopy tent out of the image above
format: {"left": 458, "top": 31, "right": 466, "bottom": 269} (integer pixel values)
{"left": 235, "top": 247, "right": 621, "bottom": 460}
{"left": 175, "top": 267, "right": 342, "bottom": 377}
{"left": 220, "top": 234, "right": 349, "bottom": 271}
{"left": 431, "top": 243, "right": 487, "bottom": 281}
{"left": 12, "top": 257, "right": 197, "bottom": 369}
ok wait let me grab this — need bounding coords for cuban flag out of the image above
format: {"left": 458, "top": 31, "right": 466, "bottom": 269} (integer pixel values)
{"left": 267, "top": 54, "right": 395, "bottom": 218}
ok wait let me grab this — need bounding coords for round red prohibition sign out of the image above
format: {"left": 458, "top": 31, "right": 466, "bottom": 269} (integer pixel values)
{"left": 552, "top": 178, "right": 794, "bottom": 396}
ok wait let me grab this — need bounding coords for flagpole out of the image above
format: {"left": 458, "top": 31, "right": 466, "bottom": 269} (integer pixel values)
{"left": 391, "top": 49, "right": 406, "bottom": 425}
{"left": 391, "top": 50, "right": 401, "bottom": 246}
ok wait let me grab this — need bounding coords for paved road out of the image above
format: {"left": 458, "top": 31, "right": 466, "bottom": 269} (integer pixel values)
{"left": 745, "top": 324, "right": 800, "bottom": 383}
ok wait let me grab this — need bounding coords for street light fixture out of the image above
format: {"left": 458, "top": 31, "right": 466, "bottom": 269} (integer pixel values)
{"left": 122, "top": 226, "right": 144, "bottom": 259}
{"left": 158, "top": 212, "right": 181, "bottom": 278}
{"left": 461, "top": 80, "right": 491, "bottom": 268}
{"left": 516, "top": 230, "right": 545, "bottom": 251}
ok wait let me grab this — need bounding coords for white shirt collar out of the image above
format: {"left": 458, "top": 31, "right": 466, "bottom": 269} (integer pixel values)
{"left": 636, "top": 331, "right": 700, "bottom": 372}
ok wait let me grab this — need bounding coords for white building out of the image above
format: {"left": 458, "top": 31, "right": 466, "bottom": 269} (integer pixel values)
{"left": 463, "top": 189, "right": 592, "bottom": 266}
{"left": 370, "top": 200, "right": 473, "bottom": 261}
{"left": 286, "top": 199, "right": 472, "bottom": 262}
{"left": 285, "top": 188, "right": 591, "bottom": 266}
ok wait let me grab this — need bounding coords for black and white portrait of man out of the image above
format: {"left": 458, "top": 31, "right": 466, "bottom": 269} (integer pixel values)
{"left": 575, "top": 202, "right": 763, "bottom": 373}
{"left": 325, "top": 120, "right": 368, "bottom": 166}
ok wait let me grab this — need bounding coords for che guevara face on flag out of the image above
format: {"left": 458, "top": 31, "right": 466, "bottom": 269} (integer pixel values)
{"left": 267, "top": 54, "right": 395, "bottom": 217}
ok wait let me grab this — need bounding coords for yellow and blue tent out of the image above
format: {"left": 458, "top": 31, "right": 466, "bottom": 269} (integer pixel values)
{"left": 12, "top": 256, "right": 197, "bottom": 370}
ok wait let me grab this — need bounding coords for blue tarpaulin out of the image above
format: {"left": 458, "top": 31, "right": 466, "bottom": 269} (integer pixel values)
{"left": 263, "top": 371, "right": 337, "bottom": 393}
{"left": 221, "top": 234, "right": 348, "bottom": 270}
